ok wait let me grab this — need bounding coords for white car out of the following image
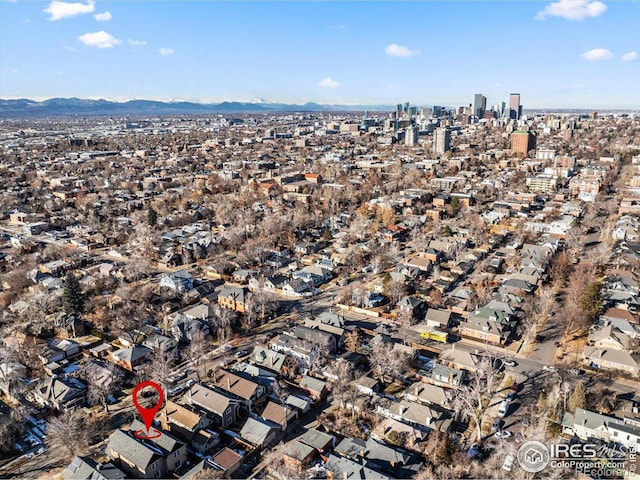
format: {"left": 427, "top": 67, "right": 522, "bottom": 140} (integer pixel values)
{"left": 502, "top": 454, "right": 515, "bottom": 472}
{"left": 542, "top": 365, "right": 557, "bottom": 372}
{"left": 495, "top": 430, "right": 513, "bottom": 439}
{"left": 503, "top": 359, "right": 517, "bottom": 367}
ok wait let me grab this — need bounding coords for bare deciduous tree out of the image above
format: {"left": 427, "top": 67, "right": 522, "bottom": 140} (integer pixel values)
{"left": 47, "top": 409, "right": 89, "bottom": 460}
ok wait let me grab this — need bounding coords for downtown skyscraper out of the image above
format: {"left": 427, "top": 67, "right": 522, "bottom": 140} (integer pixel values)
{"left": 509, "top": 93, "right": 522, "bottom": 120}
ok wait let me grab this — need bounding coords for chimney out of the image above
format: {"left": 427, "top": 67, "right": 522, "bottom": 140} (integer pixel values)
{"left": 343, "top": 472, "right": 348, "bottom": 480}
{"left": 449, "top": 374, "right": 454, "bottom": 384}
{"left": 227, "top": 377, "right": 231, "bottom": 390}
{"left": 415, "top": 385, "right": 419, "bottom": 396}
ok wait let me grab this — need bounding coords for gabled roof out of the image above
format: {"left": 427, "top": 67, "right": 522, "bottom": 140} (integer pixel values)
{"left": 239, "top": 417, "right": 279, "bottom": 446}
{"left": 64, "top": 456, "right": 125, "bottom": 480}
{"left": 106, "top": 430, "right": 161, "bottom": 470}
{"left": 300, "top": 375, "right": 327, "bottom": 393}
{"left": 212, "top": 370, "right": 260, "bottom": 401}
{"left": 129, "top": 419, "right": 185, "bottom": 453}
{"left": 112, "top": 345, "right": 151, "bottom": 363}
{"left": 297, "top": 428, "right": 333, "bottom": 451}
{"left": 211, "top": 447, "right": 243, "bottom": 471}
{"left": 162, "top": 400, "right": 203, "bottom": 431}
{"left": 187, "top": 383, "right": 233, "bottom": 415}
{"left": 39, "top": 375, "right": 86, "bottom": 404}
{"left": 425, "top": 308, "right": 451, "bottom": 324}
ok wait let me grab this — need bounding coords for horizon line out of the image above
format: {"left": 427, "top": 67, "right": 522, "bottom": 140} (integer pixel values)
{"left": 1, "top": 96, "right": 639, "bottom": 112}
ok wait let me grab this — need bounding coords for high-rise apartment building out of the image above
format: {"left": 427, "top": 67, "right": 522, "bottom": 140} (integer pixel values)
{"left": 509, "top": 93, "right": 521, "bottom": 120}
{"left": 405, "top": 126, "right": 419, "bottom": 146}
{"left": 473, "top": 94, "right": 486, "bottom": 118}
{"left": 433, "top": 127, "right": 451, "bottom": 154}
{"left": 511, "top": 130, "right": 536, "bottom": 157}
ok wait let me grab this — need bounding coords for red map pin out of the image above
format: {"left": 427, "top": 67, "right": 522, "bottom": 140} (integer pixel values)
{"left": 132, "top": 380, "right": 164, "bottom": 439}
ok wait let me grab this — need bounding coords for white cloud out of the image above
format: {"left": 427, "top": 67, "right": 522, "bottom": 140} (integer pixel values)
{"left": 581, "top": 48, "right": 613, "bottom": 61}
{"left": 317, "top": 77, "right": 341, "bottom": 89}
{"left": 77, "top": 31, "right": 121, "bottom": 48}
{"left": 128, "top": 38, "right": 147, "bottom": 47}
{"left": 384, "top": 43, "right": 419, "bottom": 58}
{"left": 159, "top": 47, "right": 174, "bottom": 56}
{"left": 622, "top": 51, "right": 638, "bottom": 62}
{"left": 44, "top": 0, "right": 95, "bottom": 21}
{"left": 93, "top": 11, "right": 111, "bottom": 21}
{"left": 536, "top": 0, "right": 606, "bottom": 21}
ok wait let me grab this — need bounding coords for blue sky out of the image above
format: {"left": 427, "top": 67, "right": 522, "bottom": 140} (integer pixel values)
{"left": 1, "top": 1, "right": 639, "bottom": 108}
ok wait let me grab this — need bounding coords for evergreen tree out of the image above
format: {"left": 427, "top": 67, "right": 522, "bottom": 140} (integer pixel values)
{"left": 449, "top": 197, "right": 460, "bottom": 217}
{"left": 568, "top": 380, "right": 587, "bottom": 412}
{"left": 580, "top": 282, "right": 602, "bottom": 318}
{"left": 147, "top": 207, "right": 158, "bottom": 228}
{"left": 63, "top": 272, "right": 84, "bottom": 316}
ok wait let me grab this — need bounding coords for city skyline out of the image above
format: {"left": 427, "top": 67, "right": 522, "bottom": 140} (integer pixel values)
{"left": 1, "top": 1, "right": 639, "bottom": 108}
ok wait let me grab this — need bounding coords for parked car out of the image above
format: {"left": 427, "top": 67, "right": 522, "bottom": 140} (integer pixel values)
{"left": 502, "top": 454, "right": 516, "bottom": 472}
{"left": 234, "top": 350, "right": 249, "bottom": 358}
{"left": 498, "top": 400, "right": 510, "bottom": 418}
{"left": 506, "top": 391, "right": 516, "bottom": 402}
{"left": 542, "top": 365, "right": 557, "bottom": 372}
{"left": 467, "top": 443, "right": 483, "bottom": 460}
{"left": 492, "top": 419, "right": 504, "bottom": 432}
{"left": 185, "top": 378, "right": 196, "bottom": 388}
{"left": 568, "top": 368, "right": 581, "bottom": 375}
{"left": 495, "top": 430, "right": 512, "bottom": 439}
{"left": 503, "top": 359, "right": 517, "bottom": 367}
{"left": 168, "top": 385, "right": 184, "bottom": 397}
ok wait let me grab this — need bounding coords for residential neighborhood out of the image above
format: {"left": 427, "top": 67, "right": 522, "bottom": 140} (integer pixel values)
{"left": 1, "top": 102, "right": 640, "bottom": 480}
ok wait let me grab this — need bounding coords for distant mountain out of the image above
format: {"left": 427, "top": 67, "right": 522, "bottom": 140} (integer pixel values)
{"left": 0, "top": 98, "right": 394, "bottom": 117}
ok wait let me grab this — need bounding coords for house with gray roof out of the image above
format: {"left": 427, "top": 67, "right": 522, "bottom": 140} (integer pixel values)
{"left": 325, "top": 454, "right": 391, "bottom": 480}
{"left": 250, "top": 346, "right": 288, "bottom": 375}
{"left": 239, "top": 416, "right": 280, "bottom": 448}
{"left": 562, "top": 408, "right": 640, "bottom": 450}
{"left": 159, "top": 270, "right": 193, "bottom": 292}
{"left": 405, "top": 382, "right": 453, "bottom": 409}
{"left": 334, "top": 437, "right": 423, "bottom": 479}
{"left": 583, "top": 346, "right": 640, "bottom": 376}
{"left": 33, "top": 375, "right": 86, "bottom": 411}
{"left": 429, "top": 364, "right": 464, "bottom": 388}
{"left": 185, "top": 383, "right": 240, "bottom": 428}
{"left": 106, "top": 430, "right": 166, "bottom": 478}
{"left": 424, "top": 308, "right": 451, "bottom": 329}
{"left": 63, "top": 456, "right": 125, "bottom": 480}
{"left": 107, "top": 421, "right": 187, "bottom": 477}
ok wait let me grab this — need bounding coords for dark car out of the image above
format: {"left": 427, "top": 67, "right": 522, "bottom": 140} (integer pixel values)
{"left": 535, "top": 334, "right": 545, "bottom": 342}
{"left": 467, "top": 443, "right": 483, "bottom": 460}
{"left": 511, "top": 382, "right": 520, "bottom": 393}
{"left": 492, "top": 419, "right": 504, "bottom": 432}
